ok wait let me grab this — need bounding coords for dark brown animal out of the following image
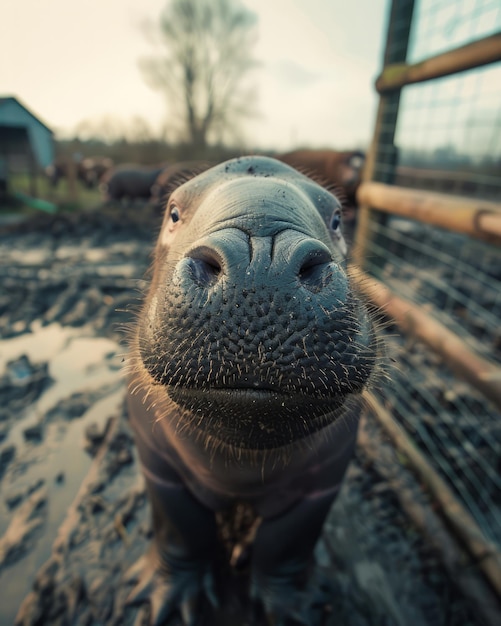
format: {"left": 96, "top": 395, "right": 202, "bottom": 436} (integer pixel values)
{"left": 276, "top": 149, "right": 365, "bottom": 209}
{"left": 45, "top": 155, "right": 114, "bottom": 189}
{"left": 44, "top": 157, "right": 83, "bottom": 188}
{"left": 79, "top": 156, "right": 114, "bottom": 188}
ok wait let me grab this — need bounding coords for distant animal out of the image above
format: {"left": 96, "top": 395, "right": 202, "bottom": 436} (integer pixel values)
{"left": 125, "top": 156, "right": 381, "bottom": 625}
{"left": 79, "top": 156, "right": 114, "bottom": 188}
{"left": 44, "top": 155, "right": 114, "bottom": 189}
{"left": 276, "top": 149, "right": 365, "bottom": 209}
{"left": 100, "top": 164, "right": 164, "bottom": 202}
{"left": 44, "top": 157, "right": 81, "bottom": 188}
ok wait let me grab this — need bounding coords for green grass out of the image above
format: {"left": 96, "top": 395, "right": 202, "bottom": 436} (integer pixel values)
{"left": 1, "top": 173, "right": 103, "bottom": 215}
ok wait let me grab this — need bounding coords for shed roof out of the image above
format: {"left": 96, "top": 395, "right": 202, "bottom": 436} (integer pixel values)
{"left": 0, "top": 96, "right": 53, "bottom": 135}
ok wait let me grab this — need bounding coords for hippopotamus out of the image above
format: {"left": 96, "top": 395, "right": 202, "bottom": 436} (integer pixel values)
{"left": 125, "top": 156, "right": 380, "bottom": 625}
{"left": 101, "top": 164, "right": 164, "bottom": 202}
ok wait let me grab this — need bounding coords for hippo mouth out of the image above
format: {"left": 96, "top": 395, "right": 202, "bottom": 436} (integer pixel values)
{"left": 166, "top": 385, "right": 350, "bottom": 449}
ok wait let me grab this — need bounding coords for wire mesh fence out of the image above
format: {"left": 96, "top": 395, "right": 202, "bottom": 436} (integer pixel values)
{"left": 364, "top": 223, "right": 501, "bottom": 544}
{"left": 394, "top": 62, "right": 501, "bottom": 200}
{"left": 408, "top": 0, "right": 501, "bottom": 63}
{"left": 359, "top": 0, "right": 501, "bottom": 546}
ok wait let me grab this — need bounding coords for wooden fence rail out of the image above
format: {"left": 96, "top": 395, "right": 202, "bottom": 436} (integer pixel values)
{"left": 376, "top": 31, "right": 501, "bottom": 92}
{"left": 357, "top": 182, "right": 501, "bottom": 244}
{"left": 350, "top": 268, "right": 501, "bottom": 412}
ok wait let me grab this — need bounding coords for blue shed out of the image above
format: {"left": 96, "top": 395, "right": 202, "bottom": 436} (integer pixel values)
{"left": 0, "top": 96, "right": 54, "bottom": 169}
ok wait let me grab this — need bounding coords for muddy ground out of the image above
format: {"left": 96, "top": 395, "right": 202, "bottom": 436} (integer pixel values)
{"left": 0, "top": 205, "right": 497, "bottom": 625}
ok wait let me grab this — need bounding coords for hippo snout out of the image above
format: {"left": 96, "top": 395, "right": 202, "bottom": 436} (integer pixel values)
{"left": 180, "top": 228, "right": 339, "bottom": 295}
{"left": 134, "top": 156, "right": 379, "bottom": 449}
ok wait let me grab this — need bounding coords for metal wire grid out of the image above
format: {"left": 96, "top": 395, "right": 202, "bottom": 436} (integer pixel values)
{"left": 393, "top": 62, "right": 501, "bottom": 199}
{"left": 408, "top": 0, "right": 501, "bottom": 63}
{"left": 375, "top": 329, "right": 501, "bottom": 545}
{"left": 362, "top": 186, "right": 501, "bottom": 540}
{"left": 359, "top": 201, "right": 501, "bottom": 541}
{"left": 364, "top": 219, "right": 501, "bottom": 362}
{"left": 361, "top": 0, "right": 501, "bottom": 547}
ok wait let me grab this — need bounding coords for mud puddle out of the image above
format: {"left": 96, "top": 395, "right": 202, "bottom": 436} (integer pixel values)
{"left": 0, "top": 322, "right": 124, "bottom": 624}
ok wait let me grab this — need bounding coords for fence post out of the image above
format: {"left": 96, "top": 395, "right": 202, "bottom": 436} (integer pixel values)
{"left": 353, "top": 0, "right": 415, "bottom": 268}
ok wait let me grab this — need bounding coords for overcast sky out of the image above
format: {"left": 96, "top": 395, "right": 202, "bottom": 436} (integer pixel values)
{"left": 1, "top": 0, "right": 389, "bottom": 151}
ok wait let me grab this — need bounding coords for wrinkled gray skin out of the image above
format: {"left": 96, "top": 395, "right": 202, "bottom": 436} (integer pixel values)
{"left": 102, "top": 164, "right": 163, "bottom": 202}
{"left": 126, "top": 156, "right": 379, "bottom": 625}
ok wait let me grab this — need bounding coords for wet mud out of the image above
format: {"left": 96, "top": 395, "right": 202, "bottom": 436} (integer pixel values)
{"left": 0, "top": 206, "right": 492, "bottom": 625}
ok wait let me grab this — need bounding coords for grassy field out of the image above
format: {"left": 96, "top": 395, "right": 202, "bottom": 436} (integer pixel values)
{"left": 1, "top": 173, "right": 103, "bottom": 216}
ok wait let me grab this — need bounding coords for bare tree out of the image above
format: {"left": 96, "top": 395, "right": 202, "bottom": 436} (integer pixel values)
{"left": 140, "top": 0, "right": 259, "bottom": 151}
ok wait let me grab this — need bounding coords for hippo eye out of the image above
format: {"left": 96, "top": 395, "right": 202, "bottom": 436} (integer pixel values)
{"left": 330, "top": 211, "right": 341, "bottom": 232}
{"left": 169, "top": 205, "right": 180, "bottom": 223}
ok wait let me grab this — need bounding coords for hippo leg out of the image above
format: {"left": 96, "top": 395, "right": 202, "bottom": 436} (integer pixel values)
{"left": 125, "top": 477, "right": 220, "bottom": 625}
{"left": 250, "top": 489, "right": 339, "bottom": 625}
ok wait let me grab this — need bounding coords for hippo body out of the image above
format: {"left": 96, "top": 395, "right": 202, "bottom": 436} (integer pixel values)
{"left": 102, "top": 164, "right": 164, "bottom": 202}
{"left": 126, "top": 156, "right": 380, "bottom": 625}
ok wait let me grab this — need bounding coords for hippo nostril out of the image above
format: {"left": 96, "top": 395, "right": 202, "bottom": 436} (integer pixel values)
{"left": 298, "top": 249, "right": 332, "bottom": 278}
{"left": 186, "top": 246, "right": 223, "bottom": 286}
{"left": 298, "top": 249, "right": 333, "bottom": 292}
